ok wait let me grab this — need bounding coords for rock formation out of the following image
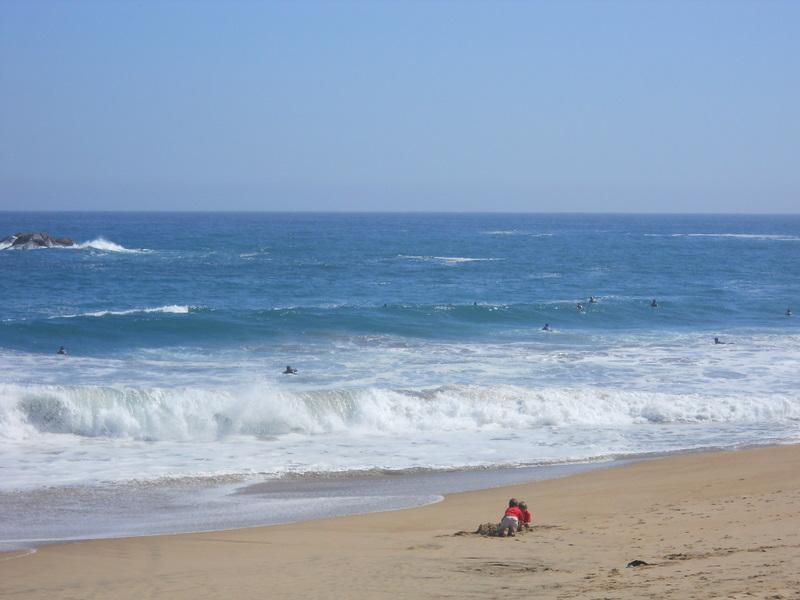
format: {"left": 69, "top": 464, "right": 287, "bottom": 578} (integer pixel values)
{"left": 0, "top": 232, "right": 75, "bottom": 249}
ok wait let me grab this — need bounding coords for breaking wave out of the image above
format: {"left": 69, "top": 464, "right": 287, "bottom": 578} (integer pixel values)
{"left": 482, "top": 231, "right": 553, "bottom": 237}
{"left": 73, "top": 237, "right": 146, "bottom": 253}
{"left": 398, "top": 255, "right": 503, "bottom": 265}
{"left": 52, "top": 305, "right": 195, "bottom": 319}
{"left": 1, "top": 383, "right": 797, "bottom": 442}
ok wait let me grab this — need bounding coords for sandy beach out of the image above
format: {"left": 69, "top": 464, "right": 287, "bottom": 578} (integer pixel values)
{"left": 2, "top": 444, "right": 799, "bottom": 599}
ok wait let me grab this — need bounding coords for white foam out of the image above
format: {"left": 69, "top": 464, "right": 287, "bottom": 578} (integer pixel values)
{"left": 398, "top": 255, "right": 502, "bottom": 265}
{"left": 74, "top": 237, "right": 149, "bottom": 252}
{"left": 53, "top": 305, "right": 194, "bottom": 319}
{"left": 482, "top": 231, "right": 552, "bottom": 237}
{"left": 1, "top": 381, "right": 798, "bottom": 491}
{"left": 1, "top": 382, "right": 797, "bottom": 443}
{"left": 2, "top": 331, "right": 799, "bottom": 490}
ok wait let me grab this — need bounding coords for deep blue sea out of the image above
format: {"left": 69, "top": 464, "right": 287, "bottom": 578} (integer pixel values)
{"left": 1, "top": 212, "right": 799, "bottom": 543}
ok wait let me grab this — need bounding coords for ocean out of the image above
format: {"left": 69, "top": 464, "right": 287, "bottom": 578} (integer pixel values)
{"left": 1, "top": 212, "right": 798, "bottom": 545}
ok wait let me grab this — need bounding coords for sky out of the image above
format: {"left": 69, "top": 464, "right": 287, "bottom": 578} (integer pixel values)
{"left": 0, "top": 0, "right": 798, "bottom": 212}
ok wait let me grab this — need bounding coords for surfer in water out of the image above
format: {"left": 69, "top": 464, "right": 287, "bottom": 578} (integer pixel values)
{"left": 787, "top": 308, "right": 793, "bottom": 316}
{"left": 650, "top": 299, "right": 658, "bottom": 308}
{"left": 542, "top": 323, "right": 552, "bottom": 332}
{"left": 576, "top": 302, "right": 584, "bottom": 312}
{"left": 57, "top": 346, "right": 67, "bottom": 355}
{"left": 588, "top": 296, "right": 597, "bottom": 304}
{"left": 283, "top": 365, "right": 298, "bottom": 375}
{"left": 714, "top": 337, "right": 726, "bottom": 345}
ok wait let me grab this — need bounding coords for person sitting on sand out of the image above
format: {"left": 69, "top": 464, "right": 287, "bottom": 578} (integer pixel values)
{"left": 518, "top": 501, "right": 532, "bottom": 530}
{"left": 283, "top": 365, "right": 298, "bottom": 374}
{"left": 498, "top": 498, "right": 524, "bottom": 537}
{"left": 57, "top": 346, "right": 67, "bottom": 355}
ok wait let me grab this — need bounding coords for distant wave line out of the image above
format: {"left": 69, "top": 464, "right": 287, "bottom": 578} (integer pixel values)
{"left": 645, "top": 233, "right": 800, "bottom": 241}
{"left": 51, "top": 305, "right": 196, "bottom": 319}
{"left": 398, "top": 255, "right": 503, "bottom": 264}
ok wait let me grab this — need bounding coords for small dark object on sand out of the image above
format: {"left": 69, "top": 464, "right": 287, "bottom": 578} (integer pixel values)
{"left": 626, "top": 560, "right": 650, "bottom": 568}
{"left": 475, "top": 522, "right": 500, "bottom": 536}
{"left": 472, "top": 522, "right": 531, "bottom": 537}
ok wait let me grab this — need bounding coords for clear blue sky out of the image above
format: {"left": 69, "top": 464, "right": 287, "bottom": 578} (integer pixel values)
{"left": 1, "top": 0, "right": 798, "bottom": 212}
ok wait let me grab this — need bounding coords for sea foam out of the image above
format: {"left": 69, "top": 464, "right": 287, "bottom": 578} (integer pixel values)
{"left": 73, "top": 237, "right": 146, "bottom": 253}
{"left": 53, "top": 305, "right": 194, "bottom": 319}
{"left": 2, "top": 382, "right": 797, "bottom": 443}
{"left": 398, "top": 255, "right": 502, "bottom": 265}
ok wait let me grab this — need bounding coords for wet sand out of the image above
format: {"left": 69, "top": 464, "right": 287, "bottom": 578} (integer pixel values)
{"left": 2, "top": 444, "right": 799, "bottom": 599}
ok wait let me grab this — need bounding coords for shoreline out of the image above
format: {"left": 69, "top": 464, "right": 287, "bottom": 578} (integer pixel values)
{"left": 4, "top": 440, "right": 786, "bottom": 550}
{"left": 2, "top": 443, "right": 799, "bottom": 599}
{"left": 1, "top": 455, "right": 637, "bottom": 550}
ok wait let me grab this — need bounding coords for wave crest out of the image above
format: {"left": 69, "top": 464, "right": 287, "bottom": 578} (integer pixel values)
{"left": 1, "top": 383, "right": 796, "bottom": 442}
{"left": 398, "top": 255, "right": 502, "bottom": 265}
{"left": 53, "top": 305, "right": 195, "bottom": 319}
{"left": 74, "top": 237, "right": 145, "bottom": 253}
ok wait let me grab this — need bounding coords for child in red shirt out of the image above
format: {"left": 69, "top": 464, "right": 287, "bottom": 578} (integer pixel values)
{"left": 498, "top": 498, "right": 523, "bottom": 537}
{"left": 518, "top": 501, "right": 532, "bottom": 530}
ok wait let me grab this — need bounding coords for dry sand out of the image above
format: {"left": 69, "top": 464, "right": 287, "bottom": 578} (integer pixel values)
{"left": 2, "top": 444, "right": 799, "bottom": 599}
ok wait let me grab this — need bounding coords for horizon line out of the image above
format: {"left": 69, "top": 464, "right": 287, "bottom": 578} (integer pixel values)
{"left": 2, "top": 209, "right": 800, "bottom": 216}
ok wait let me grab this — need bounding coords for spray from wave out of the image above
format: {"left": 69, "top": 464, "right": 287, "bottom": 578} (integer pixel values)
{"left": 72, "top": 238, "right": 147, "bottom": 253}
{"left": 1, "top": 383, "right": 797, "bottom": 442}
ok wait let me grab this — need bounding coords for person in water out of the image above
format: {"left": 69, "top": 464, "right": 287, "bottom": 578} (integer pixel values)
{"left": 542, "top": 323, "right": 552, "bottom": 331}
{"left": 576, "top": 302, "right": 584, "bottom": 312}
{"left": 57, "top": 346, "right": 67, "bottom": 355}
{"left": 787, "top": 308, "right": 793, "bottom": 316}
{"left": 650, "top": 299, "right": 658, "bottom": 308}
{"left": 589, "top": 296, "right": 597, "bottom": 304}
{"left": 283, "top": 365, "right": 297, "bottom": 374}
{"left": 714, "top": 337, "right": 726, "bottom": 345}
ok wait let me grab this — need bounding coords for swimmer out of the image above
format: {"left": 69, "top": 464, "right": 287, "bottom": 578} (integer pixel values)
{"left": 282, "top": 365, "right": 298, "bottom": 375}
{"left": 57, "top": 346, "right": 67, "bottom": 355}
{"left": 542, "top": 323, "right": 552, "bottom": 332}
{"left": 588, "top": 296, "right": 597, "bottom": 304}
{"left": 650, "top": 299, "right": 658, "bottom": 308}
{"left": 714, "top": 337, "right": 726, "bottom": 345}
{"left": 787, "top": 308, "right": 793, "bottom": 316}
{"left": 576, "top": 303, "right": 584, "bottom": 312}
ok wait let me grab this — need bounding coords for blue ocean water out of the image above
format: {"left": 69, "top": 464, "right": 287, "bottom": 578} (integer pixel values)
{"left": 1, "top": 213, "right": 799, "bottom": 510}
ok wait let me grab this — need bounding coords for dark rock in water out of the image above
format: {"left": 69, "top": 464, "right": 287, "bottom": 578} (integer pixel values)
{"left": 1, "top": 232, "right": 74, "bottom": 249}
{"left": 626, "top": 559, "right": 650, "bottom": 568}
